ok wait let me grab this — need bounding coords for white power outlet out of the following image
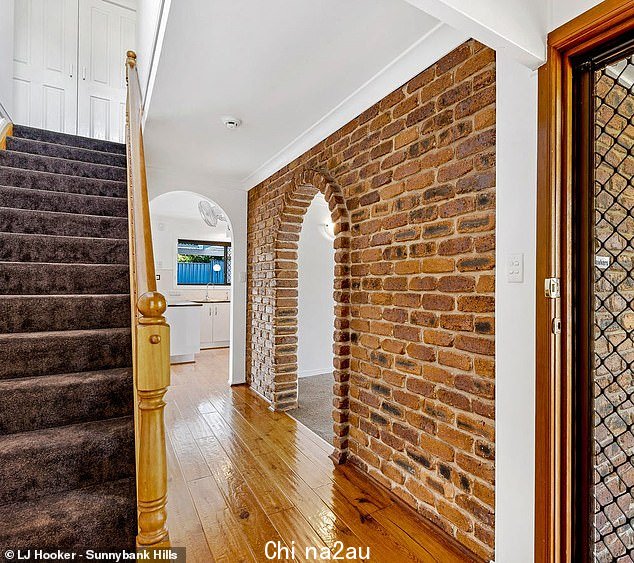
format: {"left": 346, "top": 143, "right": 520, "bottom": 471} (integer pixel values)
{"left": 506, "top": 253, "right": 524, "bottom": 283}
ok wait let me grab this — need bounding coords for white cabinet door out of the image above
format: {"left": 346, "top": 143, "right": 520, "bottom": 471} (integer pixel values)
{"left": 165, "top": 305, "right": 201, "bottom": 362}
{"left": 13, "top": 0, "right": 79, "bottom": 133}
{"left": 212, "top": 303, "right": 231, "bottom": 343}
{"left": 77, "top": 0, "right": 135, "bottom": 142}
{"left": 199, "top": 304, "right": 212, "bottom": 346}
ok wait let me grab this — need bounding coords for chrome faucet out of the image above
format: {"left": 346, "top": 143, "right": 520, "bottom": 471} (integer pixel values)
{"left": 205, "top": 280, "right": 215, "bottom": 301}
{"left": 205, "top": 264, "right": 223, "bottom": 301}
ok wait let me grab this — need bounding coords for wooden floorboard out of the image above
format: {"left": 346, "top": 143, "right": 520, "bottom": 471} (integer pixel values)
{"left": 165, "top": 349, "right": 477, "bottom": 562}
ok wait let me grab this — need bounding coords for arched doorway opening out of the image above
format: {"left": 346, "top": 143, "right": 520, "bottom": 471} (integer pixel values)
{"left": 273, "top": 169, "right": 351, "bottom": 463}
{"left": 288, "top": 192, "right": 336, "bottom": 445}
{"left": 149, "top": 190, "right": 235, "bottom": 383}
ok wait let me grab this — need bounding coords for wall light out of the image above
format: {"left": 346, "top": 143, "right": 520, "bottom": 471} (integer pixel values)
{"left": 320, "top": 222, "right": 335, "bottom": 242}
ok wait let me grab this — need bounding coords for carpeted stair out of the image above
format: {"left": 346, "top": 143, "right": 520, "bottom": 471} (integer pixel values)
{"left": 0, "top": 125, "right": 136, "bottom": 552}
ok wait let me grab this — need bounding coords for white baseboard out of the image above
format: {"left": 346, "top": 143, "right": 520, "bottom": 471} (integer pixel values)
{"left": 298, "top": 368, "right": 332, "bottom": 378}
{"left": 170, "top": 354, "right": 195, "bottom": 364}
{"left": 200, "top": 342, "right": 229, "bottom": 349}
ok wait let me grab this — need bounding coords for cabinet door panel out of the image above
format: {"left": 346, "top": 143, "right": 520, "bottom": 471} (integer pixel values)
{"left": 77, "top": 0, "right": 135, "bottom": 142}
{"left": 212, "top": 303, "right": 231, "bottom": 343}
{"left": 13, "top": 0, "right": 78, "bottom": 134}
{"left": 199, "top": 304, "right": 212, "bottom": 345}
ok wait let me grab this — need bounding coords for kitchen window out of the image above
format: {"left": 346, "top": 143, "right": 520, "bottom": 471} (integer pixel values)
{"left": 176, "top": 240, "right": 231, "bottom": 286}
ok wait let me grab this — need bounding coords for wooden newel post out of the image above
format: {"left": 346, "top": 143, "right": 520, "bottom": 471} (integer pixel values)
{"left": 135, "top": 291, "right": 170, "bottom": 547}
{"left": 127, "top": 50, "right": 137, "bottom": 69}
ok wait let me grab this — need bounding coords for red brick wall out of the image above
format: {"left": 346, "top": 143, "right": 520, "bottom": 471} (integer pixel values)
{"left": 246, "top": 39, "right": 495, "bottom": 559}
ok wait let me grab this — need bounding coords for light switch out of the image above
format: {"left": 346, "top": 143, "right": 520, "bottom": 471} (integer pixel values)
{"left": 506, "top": 253, "right": 524, "bottom": 283}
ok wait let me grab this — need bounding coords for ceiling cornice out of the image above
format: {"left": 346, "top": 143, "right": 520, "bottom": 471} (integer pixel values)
{"left": 241, "top": 23, "right": 468, "bottom": 191}
{"left": 403, "top": 0, "right": 546, "bottom": 69}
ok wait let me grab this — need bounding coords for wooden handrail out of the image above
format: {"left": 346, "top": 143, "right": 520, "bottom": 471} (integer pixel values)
{"left": 125, "top": 50, "right": 171, "bottom": 548}
{"left": 0, "top": 121, "right": 12, "bottom": 150}
{"left": 1, "top": 95, "right": 15, "bottom": 150}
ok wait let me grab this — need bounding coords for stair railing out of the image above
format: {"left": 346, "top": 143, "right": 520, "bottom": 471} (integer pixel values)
{"left": 124, "top": 50, "right": 171, "bottom": 548}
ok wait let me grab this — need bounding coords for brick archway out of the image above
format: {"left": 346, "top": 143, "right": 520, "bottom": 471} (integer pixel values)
{"left": 273, "top": 168, "right": 351, "bottom": 462}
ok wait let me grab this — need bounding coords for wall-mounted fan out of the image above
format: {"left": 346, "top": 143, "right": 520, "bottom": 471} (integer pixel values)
{"left": 198, "top": 200, "right": 226, "bottom": 227}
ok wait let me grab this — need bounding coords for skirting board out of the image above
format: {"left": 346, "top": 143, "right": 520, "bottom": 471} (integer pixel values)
{"left": 298, "top": 367, "right": 333, "bottom": 378}
{"left": 170, "top": 354, "right": 195, "bottom": 364}
{"left": 201, "top": 342, "right": 229, "bottom": 350}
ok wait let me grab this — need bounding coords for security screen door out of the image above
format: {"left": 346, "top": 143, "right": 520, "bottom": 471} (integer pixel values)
{"left": 574, "top": 39, "right": 634, "bottom": 562}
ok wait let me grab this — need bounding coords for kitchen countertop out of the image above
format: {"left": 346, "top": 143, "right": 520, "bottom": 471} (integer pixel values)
{"left": 167, "top": 301, "right": 204, "bottom": 307}
{"left": 167, "top": 300, "right": 231, "bottom": 307}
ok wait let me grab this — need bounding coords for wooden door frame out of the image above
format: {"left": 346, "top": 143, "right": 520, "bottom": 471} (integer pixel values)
{"left": 535, "top": 1, "right": 634, "bottom": 561}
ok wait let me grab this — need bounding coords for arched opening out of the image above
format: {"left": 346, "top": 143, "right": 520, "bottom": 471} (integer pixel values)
{"left": 288, "top": 192, "right": 336, "bottom": 445}
{"left": 273, "top": 169, "right": 351, "bottom": 463}
{"left": 149, "top": 190, "right": 234, "bottom": 384}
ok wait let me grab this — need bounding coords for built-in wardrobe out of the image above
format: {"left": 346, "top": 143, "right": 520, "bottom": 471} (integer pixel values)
{"left": 13, "top": 0, "right": 136, "bottom": 142}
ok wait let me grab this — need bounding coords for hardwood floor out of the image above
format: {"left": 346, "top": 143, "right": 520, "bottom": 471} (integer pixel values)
{"left": 165, "top": 349, "right": 477, "bottom": 563}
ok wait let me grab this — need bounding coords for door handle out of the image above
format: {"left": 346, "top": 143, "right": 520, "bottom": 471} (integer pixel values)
{"left": 69, "top": 64, "right": 74, "bottom": 78}
{"left": 81, "top": 67, "right": 87, "bottom": 80}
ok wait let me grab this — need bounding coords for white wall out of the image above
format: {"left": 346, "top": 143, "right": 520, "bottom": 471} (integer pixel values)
{"left": 492, "top": 3, "right": 601, "bottom": 561}
{"left": 135, "top": 0, "right": 169, "bottom": 103}
{"left": 297, "top": 194, "right": 335, "bottom": 378}
{"left": 495, "top": 54, "right": 537, "bottom": 563}
{"left": 550, "top": 0, "right": 603, "bottom": 31}
{"left": 404, "top": 0, "right": 605, "bottom": 71}
{"left": 0, "top": 0, "right": 14, "bottom": 115}
{"left": 404, "top": 0, "right": 548, "bottom": 68}
{"left": 146, "top": 167, "right": 248, "bottom": 386}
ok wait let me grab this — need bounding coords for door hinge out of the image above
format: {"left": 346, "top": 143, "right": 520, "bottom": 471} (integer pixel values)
{"left": 544, "top": 277, "right": 560, "bottom": 299}
{"left": 552, "top": 317, "right": 562, "bottom": 335}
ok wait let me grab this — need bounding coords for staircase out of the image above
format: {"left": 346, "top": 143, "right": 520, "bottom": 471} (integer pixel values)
{"left": 0, "top": 125, "right": 136, "bottom": 551}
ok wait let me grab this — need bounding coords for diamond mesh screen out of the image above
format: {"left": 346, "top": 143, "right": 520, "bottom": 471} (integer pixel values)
{"left": 593, "top": 54, "right": 634, "bottom": 562}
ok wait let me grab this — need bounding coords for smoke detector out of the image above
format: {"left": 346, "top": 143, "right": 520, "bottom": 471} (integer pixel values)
{"left": 221, "top": 116, "right": 242, "bottom": 129}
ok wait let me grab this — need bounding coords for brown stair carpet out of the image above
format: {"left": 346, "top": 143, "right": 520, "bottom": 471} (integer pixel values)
{"left": 0, "top": 125, "right": 136, "bottom": 552}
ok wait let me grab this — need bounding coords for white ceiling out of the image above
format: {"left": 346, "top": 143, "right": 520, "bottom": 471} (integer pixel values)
{"left": 143, "top": 0, "right": 464, "bottom": 191}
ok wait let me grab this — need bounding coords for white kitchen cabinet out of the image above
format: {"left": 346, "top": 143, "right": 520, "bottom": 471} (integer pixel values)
{"left": 200, "top": 302, "right": 230, "bottom": 349}
{"left": 199, "top": 303, "right": 212, "bottom": 346}
{"left": 212, "top": 302, "right": 231, "bottom": 343}
{"left": 165, "top": 303, "right": 202, "bottom": 364}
